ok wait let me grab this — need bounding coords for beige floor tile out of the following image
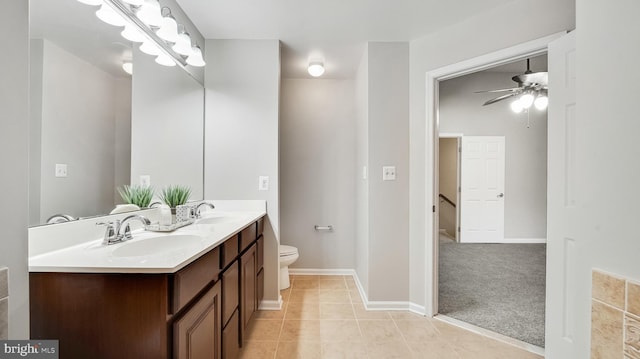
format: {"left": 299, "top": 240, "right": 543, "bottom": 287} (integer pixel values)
{"left": 345, "top": 278, "right": 357, "bottom": 289}
{"left": 292, "top": 279, "right": 319, "bottom": 289}
{"left": 291, "top": 275, "right": 319, "bottom": 280}
{"left": 320, "top": 303, "right": 356, "bottom": 320}
{"left": 319, "top": 280, "right": 348, "bottom": 290}
{"left": 321, "top": 341, "right": 369, "bottom": 359}
{"left": 245, "top": 319, "right": 283, "bottom": 341}
{"left": 285, "top": 302, "right": 320, "bottom": 320}
{"left": 406, "top": 339, "right": 461, "bottom": 359}
{"left": 395, "top": 320, "right": 439, "bottom": 341}
{"left": 349, "top": 289, "right": 363, "bottom": 303}
{"left": 255, "top": 308, "right": 287, "bottom": 320}
{"left": 319, "top": 290, "right": 351, "bottom": 303}
{"left": 281, "top": 288, "right": 291, "bottom": 302}
{"left": 358, "top": 319, "right": 403, "bottom": 342}
{"left": 389, "top": 311, "right": 427, "bottom": 321}
{"left": 289, "top": 289, "right": 320, "bottom": 303}
{"left": 280, "top": 320, "right": 321, "bottom": 342}
{"left": 318, "top": 275, "right": 347, "bottom": 281}
{"left": 319, "top": 320, "right": 363, "bottom": 342}
{"left": 240, "top": 341, "right": 278, "bottom": 359}
{"left": 352, "top": 304, "right": 391, "bottom": 320}
{"left": 366, "top": 340, "right": 412, "bottom": 359}
{"left": 276, "top": 341, "right": 321, "bottom": 359}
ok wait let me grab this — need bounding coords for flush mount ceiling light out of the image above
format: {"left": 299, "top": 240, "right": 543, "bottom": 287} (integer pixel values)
{"left": 96, "top": 3, "right": 126, "bottom": 26}
{"left": 156, "top": 8, "right": 178, "bottom": 42}
{"left": 308, "top": 61, "right": 325, "bottom": 77}
{"left": 122, "top": 61, "right": 133, "bottom": 75}
{"left": 186, "top": 45, "right": 205, "bottom": 67}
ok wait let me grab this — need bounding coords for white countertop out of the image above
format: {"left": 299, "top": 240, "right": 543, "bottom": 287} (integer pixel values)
{"left": 29, "top": 204, "right": 266, "bottom": 274}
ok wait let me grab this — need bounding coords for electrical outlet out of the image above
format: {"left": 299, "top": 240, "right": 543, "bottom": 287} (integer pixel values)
{"left": 382, "top": 166, "right": 396, "bottom": 181}
{"left": 139, "top": 175, "right": 151, "bottom": 187}
{"left": 55, "top": 164, "right": 68, "bottom": 178}
{"left": 259, "top": 176, "right": 269, "bottom": 191}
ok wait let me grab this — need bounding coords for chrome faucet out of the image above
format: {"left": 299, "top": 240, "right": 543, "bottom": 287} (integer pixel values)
{"left": 194, "top": 202, "right": 215, "bottom": 218}
{"left": 96, "top": 214, "right": 151, "bottom": 245}
{"left": 46, "top": 214, "right": 77, "bottom": 224}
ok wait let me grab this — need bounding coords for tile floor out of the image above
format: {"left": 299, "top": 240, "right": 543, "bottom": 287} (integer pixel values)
{"left": 240, "top": 275, "right": 543, "bottom": 359}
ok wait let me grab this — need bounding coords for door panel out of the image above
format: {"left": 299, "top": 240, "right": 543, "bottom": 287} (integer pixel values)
{"left": 460, "top": 136, "right": 505, "bottom": 243}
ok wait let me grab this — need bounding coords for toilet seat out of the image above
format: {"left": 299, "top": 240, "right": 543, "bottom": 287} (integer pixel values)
{"left": 279, "top": 245, "right": 298, "bottom": 257}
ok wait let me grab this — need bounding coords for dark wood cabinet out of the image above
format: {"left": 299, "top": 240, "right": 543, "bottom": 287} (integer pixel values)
{"left": 173, "top": 281, "right": 222, "bottom": 359}
{"left": 30, "top": 215, "right": 265, "bottom": 359}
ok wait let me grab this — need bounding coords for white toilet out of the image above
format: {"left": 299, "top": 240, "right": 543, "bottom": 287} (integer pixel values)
{"left": 279, "top": 245, "right": 299, "bottom": 290}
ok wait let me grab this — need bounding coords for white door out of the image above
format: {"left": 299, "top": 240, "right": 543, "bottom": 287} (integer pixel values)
{"left": 545, "top": 31, "right": 577, "bottom": 358}
{"left": 460, "top": 136, "right": 505, "bottom": 243}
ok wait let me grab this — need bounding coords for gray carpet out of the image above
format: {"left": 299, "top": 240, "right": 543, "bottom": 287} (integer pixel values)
{"left": 438, "top": 238, "right": 546, "bottom": 347}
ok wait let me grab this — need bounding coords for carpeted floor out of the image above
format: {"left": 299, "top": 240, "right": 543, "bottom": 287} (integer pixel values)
{"left": 438, "top": 237, "right": 546, "bottom": 347}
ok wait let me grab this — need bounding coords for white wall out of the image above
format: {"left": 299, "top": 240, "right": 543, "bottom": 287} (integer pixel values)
{"left": 408, "top": 0, "right": 575, "bottom": 311}
{"left": 280, "top": 79, "right": 356, "bottom": 269}
{"left": 439, "top": 71, "right": 547, "bottom": 239}
{"left": 114, "top": 78, "right": 132, "bottom": 205}
{"left": 0, "top": 0, "right": 29, "bottom": 338}
{"left": 366, "top": 42, "right": 410, "bottom": 301}
{"left": 438, "top": 138, "right": 457, "bottom": 237}
{"left": 38, "top": 40, "right": 118, "bottom": 223}
{"left": 29, "top": 40, "right": 44, "bottom": 226}
{"left": 570, "top": 1, "right": 640, "bottom": 357}
{"left": 355, "top": 48, "right": 369, "bottom": 293}
{"left": 131, "top": 48, "right": 204, "bottom": 201}
{"left": 204, "top": 39, "right": 281, "bottom": 303}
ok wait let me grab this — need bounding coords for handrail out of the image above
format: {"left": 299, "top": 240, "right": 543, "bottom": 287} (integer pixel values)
{"left": 438, "top": 194, "right": 456, "bottom": 208}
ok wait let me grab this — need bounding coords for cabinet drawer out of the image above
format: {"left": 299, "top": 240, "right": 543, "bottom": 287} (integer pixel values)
{"left": 240, "top": 223, "right": 257, "bottom": 252}
{"left": 222, "top": 260, "right": 239, "bottom": 327}
{"left": 257, "top": 217, "right": 264, "bottom": 237}
{"left": 221, "top": 234, "right": 239, "bottom": 269}
{"left": 257, "top": 236, "right": 264, "bottom": 270}
{"left": 172, "top": 247, "right": 220, "bottom": 314}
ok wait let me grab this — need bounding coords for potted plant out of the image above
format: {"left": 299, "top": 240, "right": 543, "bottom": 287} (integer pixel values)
{"left": 117, "top": 184, "right": 155, "bottom": 208}
{"left": 159, "top": 185, "right": 192, "bottom": 214}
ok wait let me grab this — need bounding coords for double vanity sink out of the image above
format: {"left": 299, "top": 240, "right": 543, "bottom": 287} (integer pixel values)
{"left": 29, "top": 202, "right": 267, "bottom": 359}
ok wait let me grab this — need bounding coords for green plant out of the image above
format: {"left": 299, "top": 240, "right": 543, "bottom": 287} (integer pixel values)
{"left": 160, "top": 185, "right": 192, "bottom": 208}
{"left": 117, "top": 185, "right": 154, "bottom": 208}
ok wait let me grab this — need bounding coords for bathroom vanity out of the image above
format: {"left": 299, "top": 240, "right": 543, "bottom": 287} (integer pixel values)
{"left": 29, "top": 207, "right": 266, "bottom": 359}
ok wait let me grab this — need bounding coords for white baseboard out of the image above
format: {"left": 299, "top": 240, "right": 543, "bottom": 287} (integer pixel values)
{"left": 290, "top": 268, "right": 426, "bottom": 314}
{"left": 460, "top": 238, "right": 546, "bottom": 244}
{"left": 258, "top": 296, "right": 283, "bottom": 311}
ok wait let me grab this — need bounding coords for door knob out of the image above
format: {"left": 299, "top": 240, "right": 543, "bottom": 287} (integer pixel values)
{"left": 497, "top": 193, "right": 504, "bottom": 198}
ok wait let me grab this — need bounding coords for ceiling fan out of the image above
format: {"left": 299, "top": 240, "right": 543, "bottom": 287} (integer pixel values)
{"left": 476, "top": 58, "right": 548, "bottom": 113}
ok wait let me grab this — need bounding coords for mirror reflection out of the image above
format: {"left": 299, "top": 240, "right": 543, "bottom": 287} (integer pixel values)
{"left": 28, "top": 0, "right": 204, "bottom": 226}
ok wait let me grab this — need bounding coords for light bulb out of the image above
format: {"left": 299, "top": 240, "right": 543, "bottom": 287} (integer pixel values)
{"left": 186, "top": 46, "right": 206, "bottom": 67}
{"left": 519, "top": 93, "right": 535, "bottom": 109}
{"left": 534, "top": 95, "right": 548, "bottom": 110}
{"left": 308, "top": 62, "right": 325, "bottom": 77}
{"left": 172, "top": 31, "right": 192, "bottom": 56}
{"left": 510, "top": 99, "right": 524, "bottom": 113}
{"left": 139, "top": 41, "right": 162, "bottom": 56}
{"left": 78, "top": 0, "right": 103, "bottom": 6}
{"left": 156, "top": 15, "right": 178, "bottom": 42}
{"left": 96, "top": 3, "right": 126, "bottom": 27}
{"left": 155, "top": 54, "right": 176, "bottom": 67}
{"left": 136, "top": 0, "right": 162, "bottom": 27}
{"left": 121, "top": 25, "right": 146, "bottom": 43}
{"left": 122, "top": 62, "right": 133, "bottom": 75}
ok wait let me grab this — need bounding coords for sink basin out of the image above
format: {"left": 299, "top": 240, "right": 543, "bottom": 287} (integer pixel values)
{"left": 195, "top": 215, "right": 238, "bottom": 225}
{"left": 112, "top": 234, "right": 205, "bottom": 257}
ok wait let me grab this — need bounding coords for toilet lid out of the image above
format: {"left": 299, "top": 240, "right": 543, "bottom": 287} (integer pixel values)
{"left": 279, "top": 245, "right": 298, "bottom": 256}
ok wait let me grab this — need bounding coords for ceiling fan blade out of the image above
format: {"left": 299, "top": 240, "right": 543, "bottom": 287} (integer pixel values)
{"left": 482, "top": 92, "right": 518, "bottom": 106}
{"left": 475, "top": 87, "right": 521, "bottom": 94}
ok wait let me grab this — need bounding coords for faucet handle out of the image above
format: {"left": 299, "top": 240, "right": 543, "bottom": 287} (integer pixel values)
{"left": 121, "top": 223, "right": 133, "bottom": 240}
{"left": 96, "top": 221, "right": 119, "bottom": 245}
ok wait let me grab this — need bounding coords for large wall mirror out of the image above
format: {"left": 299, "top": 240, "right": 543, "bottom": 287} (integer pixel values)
{"left": 29, "top": 0, "right": 205, "bottom": 226}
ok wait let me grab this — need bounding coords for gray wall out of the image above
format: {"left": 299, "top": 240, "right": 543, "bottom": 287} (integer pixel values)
{"left": 355, "top": 48, "right": 369, "bottom": 293}
{"left": 131, "top": 47, "right": 204, "bottom": 201}
{"left": 439, "top": 71, "right": 548, "bottom": 239}
{"left": 114, "top": 78, "right": 132, "bottom": 205}
{"left": 280, "top": 79, "right": 356, "bottom": 269}
{"left": 408, "top": 0, "right": 575, "bottom": 310}
{"left": 38, "top": 39, "right": 120, "bottom": 223}
{"left": 438, "top": 138, "right": 457, "bottom": 237}
{"left": 570, "top": 1, "right": 640, "bottom": 357}
{"left": 29, "top": 40, "right": 44, "bottom": 225}
{"left": 0, "top": 0, "right": 29, "bottom": 338}
{"left": 204, "top": 39, "right": 280, "bottom": 302}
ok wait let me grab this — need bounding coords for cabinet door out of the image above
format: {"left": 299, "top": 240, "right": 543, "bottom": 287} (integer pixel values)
{"left": 240, "top": 243, "right": 257, "bottom": 332}
{"left": 222, "top": 260, "right": 239, "bottom": 327}
{"left": 257, "top": 268, "right": 264, "bottom": 305}
{"left": 256, "top": 236, "right": 264, "bottom": 271}
{"left": 173, "top": 282, "right": 222, "bottom": 359}
{"left": 222, "top": 309, "right": 240, "bottom": 359}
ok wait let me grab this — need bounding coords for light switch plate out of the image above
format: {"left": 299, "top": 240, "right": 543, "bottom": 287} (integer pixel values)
{"left": 139, "top": 175, "right": 151, "bottom": 187}
{"left": 259, "top": 176, "right": 269, "bottom": 191}
{"left": 382, "top": 166, "right": 396, "bottom": 181}
{"left": 55, "top": 164, "right": 67, "bottom": 178}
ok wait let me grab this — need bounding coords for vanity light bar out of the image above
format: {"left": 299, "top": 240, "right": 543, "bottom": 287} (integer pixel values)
{"left": 102, "top": 0, "right": 204, "bottom": 69}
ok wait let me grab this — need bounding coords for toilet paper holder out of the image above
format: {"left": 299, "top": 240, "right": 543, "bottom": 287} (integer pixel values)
{"left": 314, "top": 225, "right": 334, "bottom": 231}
